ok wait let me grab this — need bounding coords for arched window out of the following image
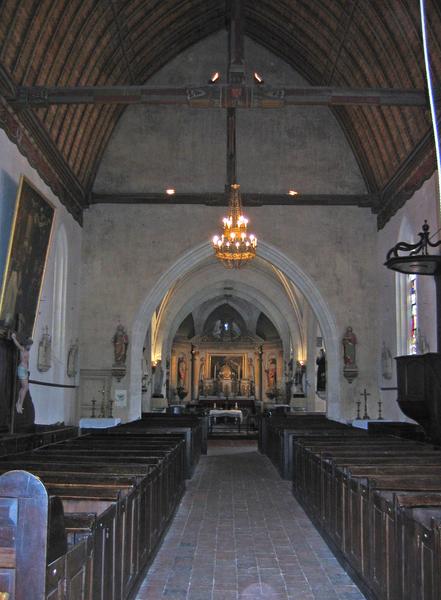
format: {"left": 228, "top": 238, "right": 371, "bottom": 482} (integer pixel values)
{"left": 407, "top": 274, "right": 418, "bottom": 354}
{"left": 52, "top": 226, "right": 68, "bottom": 371}
{"left": 395, "top": 217, "right": 415, "bottom": 356}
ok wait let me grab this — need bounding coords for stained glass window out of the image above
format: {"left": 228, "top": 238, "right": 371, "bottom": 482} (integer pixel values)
{"left": 407, "top": 274, "right": 417, "bottom": 354}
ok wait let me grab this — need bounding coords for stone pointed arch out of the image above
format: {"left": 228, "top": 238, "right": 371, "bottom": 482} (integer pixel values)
{"left": 128, "top": 241, "right": 341, "bottom": 421}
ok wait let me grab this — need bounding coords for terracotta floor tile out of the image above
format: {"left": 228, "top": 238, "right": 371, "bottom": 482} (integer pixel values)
{"left": 136, "top": 441, "right": 366, "bottom": 600}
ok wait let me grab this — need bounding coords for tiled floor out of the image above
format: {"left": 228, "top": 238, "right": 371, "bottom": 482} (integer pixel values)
{"left": 136, "top": 440, "right": 366, "bottom": 600}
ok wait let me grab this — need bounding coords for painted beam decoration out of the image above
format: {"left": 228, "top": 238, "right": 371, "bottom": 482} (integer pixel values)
{"left": 0, "top": 176, "right": 55, "bottom": 339}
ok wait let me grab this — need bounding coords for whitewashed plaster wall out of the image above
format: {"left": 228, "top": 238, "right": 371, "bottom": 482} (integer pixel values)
{"left": 94, "top": 32, "right": 366, "bottom": 196}
{"left": 84, "top": 30, "right": 375, "bottom": 422}
{"left": 80, "top": 203, "right": 378, "bottom": 422}
{"left": 0, "top": 129, "right": 82, "bottom": 425}
{"left": 376, "top": 174, "right": 439, "bottom": 421}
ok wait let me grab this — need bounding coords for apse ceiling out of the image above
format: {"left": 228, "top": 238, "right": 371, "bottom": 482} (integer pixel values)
{"left": 0, "top": 0, "right": 440, "bottom": 227}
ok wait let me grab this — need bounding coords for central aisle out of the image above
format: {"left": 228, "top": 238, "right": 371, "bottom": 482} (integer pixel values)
{"left": 136, "top": 440, "right": 366, "bottom": 600}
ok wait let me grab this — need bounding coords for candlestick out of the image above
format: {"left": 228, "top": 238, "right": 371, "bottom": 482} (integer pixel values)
{"left": 108, "top": 398, "right": 114, "bottom": 418}
{"left": 91, "top": 397, "right": 96, "bottom": 418}
{"left": 361, "top": 388, "right": 371, "bottom": 420}
{"left": 355, "top": 400, "right": 361, "bottom": 420}
{"left": 100, "top": 386, "right": 106, "bottom": 417}
{"left": 377, "top": 399, "right": 384, "bottom": 420}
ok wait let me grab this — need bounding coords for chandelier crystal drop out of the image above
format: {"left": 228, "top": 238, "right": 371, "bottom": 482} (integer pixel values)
{"left": 212, "top": 184, "right": 257, "bottom": 269}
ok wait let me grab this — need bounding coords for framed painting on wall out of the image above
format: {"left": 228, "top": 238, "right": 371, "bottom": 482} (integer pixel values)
{"left": 0, "top": 176, "right": 55, "bottom": 340}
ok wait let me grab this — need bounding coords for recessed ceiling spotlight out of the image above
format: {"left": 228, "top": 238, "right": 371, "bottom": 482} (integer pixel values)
{"left": 209, "top": 71, "right": 220, "bottom": 83}
{"left": 253, "top": 71, "right": 264, "bottom": 84}
{"left": 288, "top": 190, "right": 298, "bottom": 196}
{"left": 165, "top": 188, "right": 175, "bottom": 195}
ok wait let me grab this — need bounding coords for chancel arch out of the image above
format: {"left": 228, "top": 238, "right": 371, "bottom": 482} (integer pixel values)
{"left": 130, "top": 239, "right": 340, "bottom": 421}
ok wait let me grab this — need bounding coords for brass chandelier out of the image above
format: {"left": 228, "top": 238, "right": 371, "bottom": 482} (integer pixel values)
{"left": 212, "top": 183, "right": 257, "bottom": 269}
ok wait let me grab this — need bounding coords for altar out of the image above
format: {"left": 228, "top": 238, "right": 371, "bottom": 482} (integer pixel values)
{"left": 198, "top": 397, "right": 256, "bottom": 412}
{"left": 209, "top": 409, "right": 243, "bottom": 432}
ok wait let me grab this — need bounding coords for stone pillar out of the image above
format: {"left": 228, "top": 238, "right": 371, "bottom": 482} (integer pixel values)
{"left": 305, "top": 305, "right": 318, "bottom": 411}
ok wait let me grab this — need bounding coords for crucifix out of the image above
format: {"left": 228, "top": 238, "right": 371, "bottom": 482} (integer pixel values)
{"left": 360, "top": 388, "right": 371, "bottom": 420}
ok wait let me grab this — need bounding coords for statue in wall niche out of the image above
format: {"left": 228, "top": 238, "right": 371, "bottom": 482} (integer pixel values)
{"left": 177, "top": 355, "right": 187, "bottom": 387}
{"left": 112, "top": 324, "right": 129, "bottom": 366}
{"left": 266, "top": 356, "right": 277, "bottom": 389}
{"left": 11, "top": 332, "right": 33, "bottom": 414}
{"left": 316, "top": 349, "right": 326, "bottom": 391}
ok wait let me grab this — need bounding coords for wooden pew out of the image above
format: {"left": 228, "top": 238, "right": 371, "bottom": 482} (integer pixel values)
{"left": 0, "top": 470, "right": 68, "bottom": 600}
{"left": 258, "top": 413, "right": 328, "bottom": 455}
{"left": 103, "top": 417, "right": 205, "bottom": 475}
{"left": 290, "top": 432, "right": 441, "bottom": 600}
{"left": 0, "top": 431, "right": 188, "bottom": 599}
{"left": 394, "top": 493, "right": 441, "bottom": 600}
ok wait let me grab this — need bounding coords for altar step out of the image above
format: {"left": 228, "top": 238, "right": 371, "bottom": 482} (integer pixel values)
{"left": 208, "top": 424, "right": 258, "bottom": 440}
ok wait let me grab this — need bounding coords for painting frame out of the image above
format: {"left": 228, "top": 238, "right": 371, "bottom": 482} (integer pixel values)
{"left": 0, "top": 175, "right": 55, "bottom": 340}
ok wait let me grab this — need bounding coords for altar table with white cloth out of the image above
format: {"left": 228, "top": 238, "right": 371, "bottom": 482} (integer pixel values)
{"left": 209, "top": 409, "right": 243, "bottom": 432}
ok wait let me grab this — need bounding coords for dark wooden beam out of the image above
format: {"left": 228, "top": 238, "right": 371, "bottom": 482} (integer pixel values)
{"left": 226, "top": 108, "right": 237, "bottom": 185}
{"left": 8, "top": 84, "right": 428, "bottom": 108}
{"left": 227, "top": 0, "right": 245, "bottom": 84}
{"left": 377, "top": 125, "right": 438, "bottom": 230}
{"left": 89, "top": 191, "right": 380, "bottom": 209}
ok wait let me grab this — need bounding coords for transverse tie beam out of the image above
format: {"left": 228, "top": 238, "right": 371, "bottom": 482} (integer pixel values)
{"left": 9, "top": 85, "right": 428, "bottom": 108}
{"left": 89, "top": 192, "right": 380, "bottom": 210}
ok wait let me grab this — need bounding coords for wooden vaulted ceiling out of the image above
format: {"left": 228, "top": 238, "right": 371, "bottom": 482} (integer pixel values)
{"left": 0, "top": 0, "right": 440, "bottom": 227}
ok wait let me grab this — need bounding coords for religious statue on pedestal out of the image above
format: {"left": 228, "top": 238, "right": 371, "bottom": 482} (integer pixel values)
{"left": 265, "top": 356, "right": 277, "bottom": 398}
{"left": 342, "top": 326, "right": 358, "bottom": 383}
{"left": 152, "top": 359, "right": 164, "bottom": 397}
{"left": 294, "top": 360, "right": 306, "bottom": 394}
{"left": 111, "top": 324, "right": 129, "bottom": 381}
{"left": 316, "top": 349, "right": 326, "bottom": 391}
{"left": 112, "top": 324, "right": 129, "bottom": 366}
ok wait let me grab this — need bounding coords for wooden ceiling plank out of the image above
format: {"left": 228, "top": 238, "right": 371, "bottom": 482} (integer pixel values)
{"left": 0, "top": 1, "right": 22, "bottom": 67}
{"left": 351, "top": 8, "right": 406, "bottom": 172}
{"left": 324, "top": 0, "right": 359, "bottom": 85}
{"left": 54, "top": 3, "right": 112, "bottom": 158}
{"left": 6, "top": 1, "right": 37, "bottom": 77}
{"left": 58, "top": 24, "right": 117, "bottom": 162}
{"left": 44, "top": 0, "right": 98, "bottom": 134}
{"left": 21, "top": 0, "right": 60, "bottom": 86}
{"left": 358, "top": 2, "right": 421, "bottom": 163}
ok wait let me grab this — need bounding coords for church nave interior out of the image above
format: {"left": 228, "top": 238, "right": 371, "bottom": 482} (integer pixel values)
{"left": 0, "top": 0, "right": 441, "bottom": 598}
